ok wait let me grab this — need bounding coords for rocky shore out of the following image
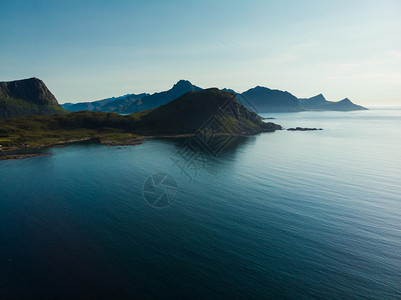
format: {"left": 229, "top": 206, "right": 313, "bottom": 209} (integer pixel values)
{"left": 0, "top": 153, "right": 49, "bottom": 160}
{"left": 287, "top": 127, "right": 323, "bottom": 131}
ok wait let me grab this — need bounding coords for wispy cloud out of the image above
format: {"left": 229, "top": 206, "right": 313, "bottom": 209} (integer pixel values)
{"left": 249, "top": 41, "right": 320, "bottom": 65}
{"left": 317, "top": 50, "right": 401, "bottom": 84}
{"left": 386, "top": 50, "right": 401, "bottom": 59}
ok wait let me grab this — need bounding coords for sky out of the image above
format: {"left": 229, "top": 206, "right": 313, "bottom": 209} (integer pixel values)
{"left": 0, "top": 0, "right": 400, "bottom": 106}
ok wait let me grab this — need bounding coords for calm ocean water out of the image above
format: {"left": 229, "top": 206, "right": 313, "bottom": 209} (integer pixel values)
{"left": 1, "top": 109, "right": 401, "bottom": 299}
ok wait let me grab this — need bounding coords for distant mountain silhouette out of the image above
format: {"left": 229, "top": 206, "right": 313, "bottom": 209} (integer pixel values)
{"left": 0, "top": 88, "right": 282, "bottom": 151}
{"left": 62, "top": 80, "right": 201, "bottom": 114}
{"left": 221, "top": 88, "right": 237, "bottom": 94}
{"left": 61, "top": 80, "right": 367, "bottom": 114}
{"left": 0, "top": 78, "right": 66, "bottom": 118}
{"left": 220, "top": 88, "right": 258, "bottom": 113}
{"left": 61, "top": 93, "right": 149, "bottom": 112}
{"left": 137, "top": 88, "right": 281, "bottom": 135}
{"left": 241, "top": 86, "right": 304, "bottom": 112}
{"left": 298, "top": 94, "right": 367, "bottom": 111}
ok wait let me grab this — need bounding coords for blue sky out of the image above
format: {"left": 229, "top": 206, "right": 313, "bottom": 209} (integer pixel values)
{"left": 1, "top": 0, "right": 400, "bottom": 106}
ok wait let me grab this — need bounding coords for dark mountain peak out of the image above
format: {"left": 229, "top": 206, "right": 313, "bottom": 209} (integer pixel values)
{"left": 139, "top": 88, "right": 281, "bottom": 135}
{"left": 247, "top": 86, "right": 294, "bottom": 96}
{"left": 0, "top": 77, "right": 58, "bottom": 106}
{"left": 221, "top": 88, "right": 238, "bottom": 94}
{"left": 253, "top": 86, "right": 270, "bottom": 91}
{"left": 62, "top": 80, "right": 203, "bottom": 114}
{"left": 174, "top": 79, "right": 192, "bottom": 86}
{"left": 339, "top": 98, "right": 351, "bottom": 103}
{"left": 241, "top": 85, "right": 303, "bottom": 112}
{"left": 302, "top": 93, "right": 327, "bottom": 103}
{"left": 171, "top": 80, "right": 201, "bottom": 93}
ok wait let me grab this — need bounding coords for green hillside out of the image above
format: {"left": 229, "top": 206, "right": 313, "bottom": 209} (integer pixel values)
{"left": 0, "top": 88, "right": 281, "bottom": 151}
{"left": 0, "top": 97, "right": 66, "bottom": 118}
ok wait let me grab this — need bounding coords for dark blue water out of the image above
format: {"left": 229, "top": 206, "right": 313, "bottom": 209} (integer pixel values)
{"left": 1, "top": 109, "right": 401, "bottom": 299}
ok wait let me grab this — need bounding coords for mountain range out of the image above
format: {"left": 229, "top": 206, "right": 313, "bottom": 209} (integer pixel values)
{"left": 61, "top": 80, "right": 367, "bottom": 114}
{"left": 0, "top": 78, "right": 367, "bottom": 120}
{"left": 61, "top": 93, "right": 149, "bottom": 112}
{"left": 0, "top": 88, "right": 281, "bottom": 152}
{"left": 61, "top": 80, "right": 202, "bottom": 114}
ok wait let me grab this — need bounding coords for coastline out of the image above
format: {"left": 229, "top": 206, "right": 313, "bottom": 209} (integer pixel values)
{"left": 0, "top": 152, "right": 50, "bottom": 160}
{"left": 0, "top": 135, "right": 199, "bottom": 160}
{"left": 0, "top": 130, "right": 282, "bottom": 160}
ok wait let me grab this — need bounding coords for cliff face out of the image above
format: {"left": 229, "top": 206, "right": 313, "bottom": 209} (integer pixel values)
{"left": 0, "top": 78, "right": 65, "bottom": 118}
{"left": 0, "top": 78, "right": 58, "bottom": 105}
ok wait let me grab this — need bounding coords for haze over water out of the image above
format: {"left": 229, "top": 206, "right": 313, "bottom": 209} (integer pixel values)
{"left": 1, "top": 109, "right": 401, "bottom": 298}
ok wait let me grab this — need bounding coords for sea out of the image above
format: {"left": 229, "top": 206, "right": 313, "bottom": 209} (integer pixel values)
{"left": 1, "top": 108, "right": 400, "bottom": 299}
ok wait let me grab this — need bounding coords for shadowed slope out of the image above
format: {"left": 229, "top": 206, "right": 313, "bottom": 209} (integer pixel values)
{"left": 136, "top": 88, "right": 281, "bottom": 134}
{"left": 241, "top": 86, "right": 304, "bottom": 112}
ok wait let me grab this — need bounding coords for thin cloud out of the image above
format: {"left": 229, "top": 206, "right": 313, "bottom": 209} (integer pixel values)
{"left": 249, "top": 41, "right": 320, "bottom": 65}
{"left": 386, "top": 50, "right": 401, "bottom": 59}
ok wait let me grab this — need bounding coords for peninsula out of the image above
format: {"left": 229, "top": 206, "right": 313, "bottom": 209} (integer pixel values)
{"left": 0, "top": 88, "right": 281, "bottom": 155}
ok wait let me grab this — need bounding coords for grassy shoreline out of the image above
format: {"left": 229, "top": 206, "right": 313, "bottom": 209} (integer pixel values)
{"left": 0, "top": 131, "right": 276, "bottom": 160}
{"left": 0, "top": 89, "right": 283, "bottom": 160}
{"left": 0, "top": 132, "right": 197, "bottom": 160}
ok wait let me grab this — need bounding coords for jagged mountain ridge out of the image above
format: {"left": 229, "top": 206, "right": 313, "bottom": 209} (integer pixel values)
{"left": 61, "top": 80, "right": 366, "bottom": 114}
{"left": 61, "top": 93, "right": 150, "bottom": 112}
{"left": 62, "top": 80, "right": 201, "bottom": 114}
{"left": 1, "top": 77, "right": 367, "bottom": 118}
